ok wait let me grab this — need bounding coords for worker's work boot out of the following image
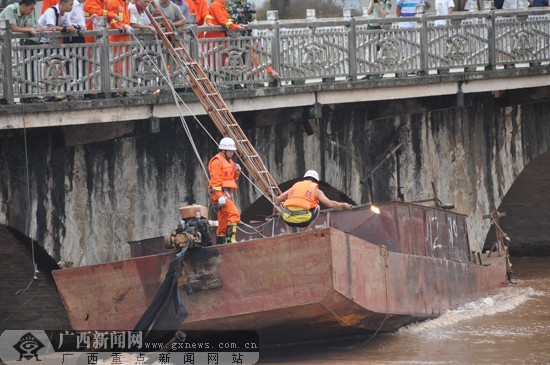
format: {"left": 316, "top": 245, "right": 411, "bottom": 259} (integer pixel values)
{"left": 226, "top": 224, "right": 237, "bottom": 243}
{"left": 216, "top": 236, "right": 226, "bottom": 245}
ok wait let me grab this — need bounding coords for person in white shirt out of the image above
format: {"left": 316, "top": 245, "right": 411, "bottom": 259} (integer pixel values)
{"left": 66, "top": 0, "right": 85, "bottom": 42}
{"left": 434, "top": 0, "right": 454, "bottom": 26}
{"left": 37, "top": 0, "right": 77, "bottom": 43}
{"left": 129, "top": 0, "right": 155, "bottom": 32}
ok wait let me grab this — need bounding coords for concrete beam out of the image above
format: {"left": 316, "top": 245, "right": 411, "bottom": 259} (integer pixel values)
{"left": 316, "top": 82, "right": 458, "bottom": 104}
{"left": 2, "top": 70, "right": 550, "bottom": 131}
{"left": 461, "top": 74, "right": 550, "bottom": 94}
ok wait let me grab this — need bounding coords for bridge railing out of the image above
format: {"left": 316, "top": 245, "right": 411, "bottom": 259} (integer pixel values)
{"left": 1, "top": 8, "right": 550, "bottom": 104}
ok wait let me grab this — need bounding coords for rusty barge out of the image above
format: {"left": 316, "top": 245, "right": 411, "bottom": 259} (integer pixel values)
{"left": 52, "top": 201, "right": 508, "bottom": 344}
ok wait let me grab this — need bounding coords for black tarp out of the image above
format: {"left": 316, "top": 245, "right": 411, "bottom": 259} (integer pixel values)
{"left": 133, "top": 249, "right": 188, "bottom": 344}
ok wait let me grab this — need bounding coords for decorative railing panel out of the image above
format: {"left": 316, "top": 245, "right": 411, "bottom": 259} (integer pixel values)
{"left": 279, "top": 26, "right": 350, "bottom": 80}
{"left": 200, "top": 35, "right": 275, "bottom": 86}
{"left": 11, "top": 39, "right": 100, "bottom": 97}
{"left": 494, "top": 11, "right": 550, "bottom": 65}
{"left": 425, "top": 13, "right": 491, "bottom": 70}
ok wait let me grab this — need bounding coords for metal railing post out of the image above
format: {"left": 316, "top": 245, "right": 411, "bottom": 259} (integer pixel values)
{"left": 348, "top": 17, "right": 357, "bottom": 81}
{"left": 268, "top": 11, "right": 281, "bottom": 80}
{"left": 418, "top": 8, "right": 428, "bottom": 76}
{"left": 189, "top": 14, "right": 199, "bottom": 61}
{"left": 0, "top": 19, "right": 14, "bottom": 104}
{"left": 99, "top": 19, "right": 111, "bottom": 97}
{"left": 488, "top": 10, "right": 496, "bottom": 70}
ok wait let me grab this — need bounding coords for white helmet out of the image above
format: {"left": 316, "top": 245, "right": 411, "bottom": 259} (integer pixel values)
{"left": 219, "top": 137, "right": 237, "bottom": 151}
{"left": 303, "top": 170, "right": 319, "bottom": 182}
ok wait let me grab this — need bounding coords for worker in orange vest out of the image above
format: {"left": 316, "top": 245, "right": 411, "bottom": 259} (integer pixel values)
{"left": 107, "top": 0, "right": 132, "bottom": 92}
{"left": 275, "top": 170, "right": 353, "bottom": 231}
{"left": 205, "top": 0, "right": 245, "bottom": 70}
{"left": 208, "top": 137, "right": 241, "bottom": 244}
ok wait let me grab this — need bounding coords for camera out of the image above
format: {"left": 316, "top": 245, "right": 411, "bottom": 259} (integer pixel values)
{"left": 74, "top": 25, "right": 85, "bottom": 37}
{"left": 242, "top": 3, "right": 256, "bottom": 14}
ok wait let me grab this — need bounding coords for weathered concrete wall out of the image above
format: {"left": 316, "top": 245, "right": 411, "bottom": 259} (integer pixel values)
{"left": 0, "top": 93, "right": 548, "bottom": 266}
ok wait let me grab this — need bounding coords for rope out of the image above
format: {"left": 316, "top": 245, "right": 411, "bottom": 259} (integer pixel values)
{"left": 16, "top": 109, "right": 39, "bottom": 295}
{"left": 129, "top": 32, "right": 213, "bottom": 179}
{"left": 129, "top": 31, "right": 282, "bottom": 213}
{"left": 237, "top": 219, "right": 275, "bottom": 237}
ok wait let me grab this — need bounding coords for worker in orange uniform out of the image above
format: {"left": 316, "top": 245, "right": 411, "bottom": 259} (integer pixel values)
{"left": 41, "top": 0, "right": 59, "bottom": 14}
{"left": 275, "top": 170, "right": 352, "bottom": 231}
{"left": 83, "top": 0, "right": 120, "bottom": 43}
{"left": 185, "top": 0, "right": 211, "bottom": 35}
{"left": 208, "top": 137, "right": 241, "bottom": 244}
{"left": 107, "top": 0, "right": 132, "bottom": 93}
{"left": 205, "top": 0, "right": 245, "bottom": 70}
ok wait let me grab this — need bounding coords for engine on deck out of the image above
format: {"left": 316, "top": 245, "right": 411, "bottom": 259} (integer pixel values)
{"left": 165, "top": 205, "right": 214, "bottom": 250}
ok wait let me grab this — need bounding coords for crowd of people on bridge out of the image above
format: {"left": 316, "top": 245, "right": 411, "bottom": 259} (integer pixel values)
{"left": 1, "top": 0, "right": 548, "bottom": 101}
{"left": 0, "top": 0, "right": 264, "bottom": 40}
{"left": 0, "top": 0, "right": 280, "bottom": 101}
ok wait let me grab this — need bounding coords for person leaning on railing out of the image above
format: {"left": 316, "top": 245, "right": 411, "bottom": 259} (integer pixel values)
{"left": 37, "top": 0, "right": 78, "bottom": 43}
{"left": 367, "top": 0, "right": 391, "bottom": 30}
{"left": 149, "top": 0, "right": 186, "bottom": 31}
{"left": 184, "top": 0, "right": 211, "bottom": 37}
{"left": 108, "top": 0, "right": 134, "bottom": 96}
{"left": 83, "top": 0, "right": 120, "bottom": 44}
{"left": 205, "top": 0, "right": 245, "bottom": 70}
{"left": 66, "top": 0, "right": 85, "bottom": 43}
{"left": 0, "top": 0, "right": 45, "bottom": 39}
{"left": 129, "top": 0, "right": 155, "bottom": 32}
{"left": 171, "top": 0, "right": 190, "bottom": 22}
{"left": 227, "top": 0, "right": 254, "bottom": 37}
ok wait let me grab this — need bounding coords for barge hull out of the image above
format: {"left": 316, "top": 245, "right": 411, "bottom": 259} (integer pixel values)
{"left": 53, "top": 228, "right": 507, "bottom": 343}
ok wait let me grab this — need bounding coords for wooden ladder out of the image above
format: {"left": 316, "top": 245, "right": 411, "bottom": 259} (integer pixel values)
{"left": 145, "top": 4, "right": 282, "bottom": 204}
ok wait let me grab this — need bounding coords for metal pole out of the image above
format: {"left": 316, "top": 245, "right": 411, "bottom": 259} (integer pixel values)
{"left": 268, "top": 11, "right": 281, "bottom": 80}
{"left": 99, "top": 19, "right": 111, "bottom": 97}
{"left": 348, "top": 17, "right": 357, "bottom": 81}
{"left": 0, "top": 19, "right": 14, "bottom": 104}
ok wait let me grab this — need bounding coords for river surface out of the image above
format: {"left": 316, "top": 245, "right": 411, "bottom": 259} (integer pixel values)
{"left": 260, "top": 256, "right": 550, "bottom": 365}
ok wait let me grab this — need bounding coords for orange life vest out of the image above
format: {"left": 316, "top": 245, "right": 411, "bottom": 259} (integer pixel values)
{"left": 284, "top": 180, "right": 319, "bottom": 210}
{"left": 209, "top": 152, "right": 239, "bottom": 189}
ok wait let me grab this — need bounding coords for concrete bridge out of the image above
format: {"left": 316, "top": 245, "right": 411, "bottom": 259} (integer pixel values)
{"left": 1, "top": 8, "right": 550, "bottom": 269}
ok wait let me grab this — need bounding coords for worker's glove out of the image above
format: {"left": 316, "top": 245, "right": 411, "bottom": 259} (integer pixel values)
{"left": 217, "top": 196, "right": 227, "bottom": 209}
{"left": 235, "top": 163, "right": 241, "bottom": 172}
{"left": 124, "top": 25, "right": 134, "bottom": 34}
